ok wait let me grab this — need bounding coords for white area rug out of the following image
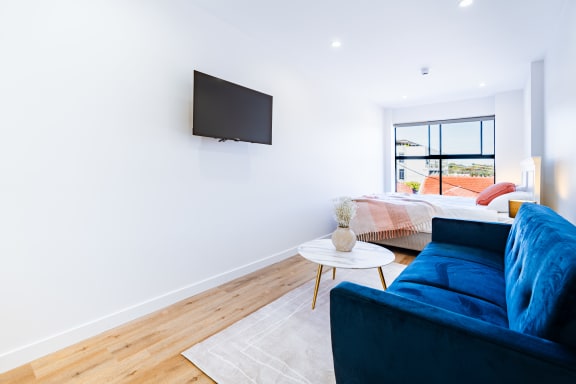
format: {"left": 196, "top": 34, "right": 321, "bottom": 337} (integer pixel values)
{"left": 182, "top": 262, "right": 406, "bottom": 384}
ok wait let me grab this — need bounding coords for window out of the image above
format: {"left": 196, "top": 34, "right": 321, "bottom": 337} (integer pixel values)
{"left": 395, "top": 116, "right": 495, "bottom": 196}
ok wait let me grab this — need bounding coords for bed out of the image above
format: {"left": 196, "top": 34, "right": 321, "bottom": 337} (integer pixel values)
{"left": 349, "top": 157, "right": 541, "bottom": 251}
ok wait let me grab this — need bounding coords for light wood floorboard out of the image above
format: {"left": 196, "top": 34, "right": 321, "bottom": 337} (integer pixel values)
{"left": 0, "top": 247, "right": 417, "bottom": 383}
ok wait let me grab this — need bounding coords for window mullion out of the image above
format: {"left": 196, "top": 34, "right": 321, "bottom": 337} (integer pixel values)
{"left": 480, "top": 120, "right": 484, "bottom": 155}
{"left": 439, "top": 123, "right": 443, "bottom": 195}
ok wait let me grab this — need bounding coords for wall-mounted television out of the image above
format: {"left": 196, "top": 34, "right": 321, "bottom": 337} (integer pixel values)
{"left": 192, "top": 71, "right": 273, "bottom": 145}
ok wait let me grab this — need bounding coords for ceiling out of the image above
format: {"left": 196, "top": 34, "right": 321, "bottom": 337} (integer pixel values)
{"left": 191, "top": 0, "right": 566, "bottom": 108}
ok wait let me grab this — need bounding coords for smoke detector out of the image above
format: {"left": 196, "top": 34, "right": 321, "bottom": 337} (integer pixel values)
{"left": 421, "top": 67, "right": 430, "bottom": 76}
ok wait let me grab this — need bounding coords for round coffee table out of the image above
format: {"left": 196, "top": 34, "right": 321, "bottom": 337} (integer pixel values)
{"left": 297, "top": 239, "right": 395, "bottom": 309}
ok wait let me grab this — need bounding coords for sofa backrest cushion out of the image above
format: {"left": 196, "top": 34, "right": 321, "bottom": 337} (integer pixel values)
{"left": 505, "top": 204, "right": 576, "bottom": 349}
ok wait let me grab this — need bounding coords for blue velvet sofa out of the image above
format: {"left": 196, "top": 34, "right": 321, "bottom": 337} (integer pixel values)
{"left": 330, "top": 203, "right": 576, "bottom": 383}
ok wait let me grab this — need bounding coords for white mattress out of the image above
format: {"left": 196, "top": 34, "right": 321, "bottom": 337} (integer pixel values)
{"left": 414, "top": 195, "right": 506, "bottom": 223}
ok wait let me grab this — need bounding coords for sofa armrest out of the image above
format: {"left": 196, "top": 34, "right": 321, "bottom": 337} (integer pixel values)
{"left": 330, "top": 282, "right": 576, "bottom": 384}
{"left": 431, "top": 217, "right": 511, "bottom": 253}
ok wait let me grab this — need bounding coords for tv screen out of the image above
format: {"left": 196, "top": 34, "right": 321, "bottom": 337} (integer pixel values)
{"left": 193, "top": 71, "right": 273, "bottom": 145}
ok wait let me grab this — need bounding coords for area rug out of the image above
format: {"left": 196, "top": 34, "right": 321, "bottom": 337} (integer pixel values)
{"left": 181, "top": 262, "right": 406, "bottom": 384}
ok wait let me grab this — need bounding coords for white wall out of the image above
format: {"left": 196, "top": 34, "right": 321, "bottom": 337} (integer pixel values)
{"left": 543, "top": 0, "right": 576, "bottom": 222}
{"left": 0, "top": 0, "right": 384, "bottom": 371}
{"left": 527, "top": 61, "right": 546, "bottom": 158}
{"left": 494, "top": 91, "right": 525, "bottom": 183}
{"left": 384, "top": 93, "right": 525, "bottom": 190}
{"left": 389, "top": 97, "right": 496, "bottom": 124}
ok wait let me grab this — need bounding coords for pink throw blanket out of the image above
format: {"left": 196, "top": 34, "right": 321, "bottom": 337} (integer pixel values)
{"left": 350, "top": 196, "right": 441, "bottom": 241}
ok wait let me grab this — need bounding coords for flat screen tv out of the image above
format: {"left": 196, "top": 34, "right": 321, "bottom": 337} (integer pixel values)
{"left": 192, "top": 71, "right": 273, "bottom": 145}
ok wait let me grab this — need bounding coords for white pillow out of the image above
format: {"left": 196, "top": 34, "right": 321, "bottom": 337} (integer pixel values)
{"left": 487, "top": 191, "right": 534, "bottom": 212}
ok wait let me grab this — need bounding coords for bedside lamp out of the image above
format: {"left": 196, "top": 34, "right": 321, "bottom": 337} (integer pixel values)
{"left": 509, "top": 200, "right": 536, "bottom": 218}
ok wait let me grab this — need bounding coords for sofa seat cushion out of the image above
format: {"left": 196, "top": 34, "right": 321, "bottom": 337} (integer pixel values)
{"left": 388, "top": 243, "right": 508, "bottom": 327}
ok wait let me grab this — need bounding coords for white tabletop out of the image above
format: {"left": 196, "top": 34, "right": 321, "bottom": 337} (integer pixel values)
{"left": 297, "top": 239, "right": 395, "bottom": 269}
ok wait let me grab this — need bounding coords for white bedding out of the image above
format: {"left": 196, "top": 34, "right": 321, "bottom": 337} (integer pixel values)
{"left": 362, "top": 193, "right": 511, "bottom": 234}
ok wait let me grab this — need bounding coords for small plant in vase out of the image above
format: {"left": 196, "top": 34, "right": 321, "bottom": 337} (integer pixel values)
{"left": 332, "top": 196, "right": 358, "bottom": 251}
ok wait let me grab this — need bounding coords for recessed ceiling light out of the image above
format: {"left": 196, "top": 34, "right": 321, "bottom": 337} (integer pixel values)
{"left": 331, "top": 40, "right": 341, "bottom": 48}
{"left": 479, "top": 82, "right": 486, "bottom": 87}
{"left": 402, "top": 95, "right": 408, "bottom": 100}
{"left": 458, "top": 0, "right": 473, "bottom": 7}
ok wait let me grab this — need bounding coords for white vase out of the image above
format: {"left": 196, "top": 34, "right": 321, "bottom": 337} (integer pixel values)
{"left": 331, "top": 226, "right": 357, "bottom": 252}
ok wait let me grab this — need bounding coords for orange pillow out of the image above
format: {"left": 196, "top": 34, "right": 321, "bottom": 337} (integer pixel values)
{"left": 476, "top": 182, "right": 516, "bottom": 205}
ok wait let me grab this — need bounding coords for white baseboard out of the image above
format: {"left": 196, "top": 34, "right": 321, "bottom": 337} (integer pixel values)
{"left": 0, "top": 243, "right": 307, "bottom": 374}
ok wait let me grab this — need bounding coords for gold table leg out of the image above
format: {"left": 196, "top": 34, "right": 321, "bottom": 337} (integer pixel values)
{"left": 332, "top": 267, "right": 336, "bottom": 280}
{"left": 312, "top": 264, "right": 323, "bottom": 309}
{"left": 378, "top": 266, "right": 387, "bottom": 290}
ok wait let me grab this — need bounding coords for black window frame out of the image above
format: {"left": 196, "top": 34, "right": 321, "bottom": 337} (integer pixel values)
{"left": 394, "top": 115, "right": 496, "bottom": 195}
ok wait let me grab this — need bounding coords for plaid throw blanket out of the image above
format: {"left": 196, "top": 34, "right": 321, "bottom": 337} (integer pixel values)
{"left": 350, "top": 195, "right": 441, "bottom": 241}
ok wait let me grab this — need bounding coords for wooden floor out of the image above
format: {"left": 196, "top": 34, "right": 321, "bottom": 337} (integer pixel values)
{"left": 1, "top": 247, "right": 417, "bottom": 383}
